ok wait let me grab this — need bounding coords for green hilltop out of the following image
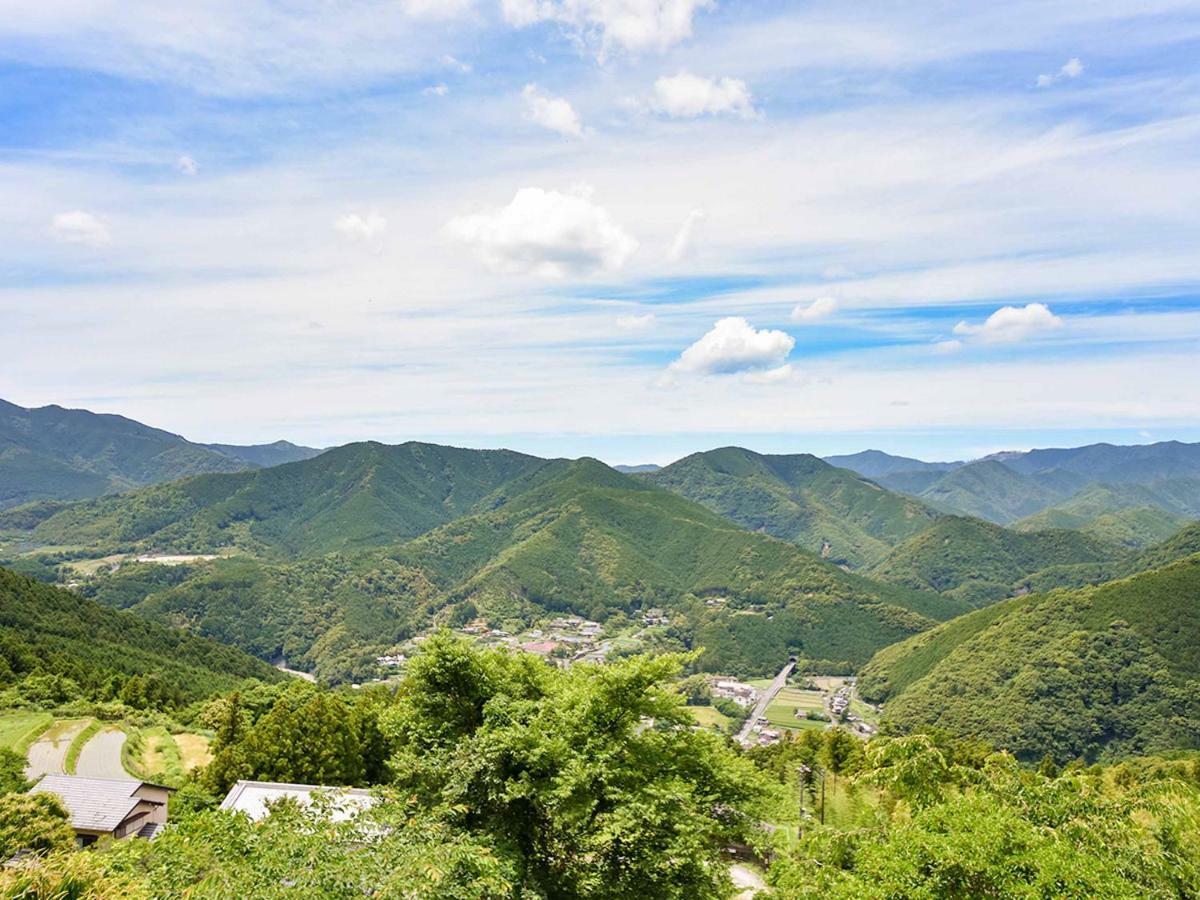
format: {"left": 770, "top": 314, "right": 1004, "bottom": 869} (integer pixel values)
{"left": 0, "top": 565, "right": 282, "bottom": 705}
{"left": 867, "top": 515, "right": 1125, "bottom": 607}
{"left": 647, "top": 446, "right": 940, "bottom": 568}
{"left": 858, "top": 552, "right": 1200, "bottom": 761}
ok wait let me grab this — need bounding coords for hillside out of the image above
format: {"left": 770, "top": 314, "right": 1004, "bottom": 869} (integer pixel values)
{"left": 69, "top": 458, "right": 968, "bottom": 681}
{"left": 0, "top": 398, "right": 322, "bottom": 509}
{"left": 0, "top": 565, "right": 282, "bottom": 703}
{"left": 858, "top": 554, "right": 1200, "bottom": 761}
{"left": 2, "top": 441, "right": 553, "bottom": 558}
{"left": 647, "top": 447, "right": 940, "bottom": 567}
{"left": 995, "top": 440, "right": 1200, "bottom": 483}
{"left": 824, "top": 450, "right": 962, "bottom": 479}
{"left": 868, "top": 515, "right": 1123, "bottom": 607}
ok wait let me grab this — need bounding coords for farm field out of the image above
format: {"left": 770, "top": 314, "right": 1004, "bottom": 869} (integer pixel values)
{"left": 0, "top": 709, "right": 52, "bottom": 752}
{"left": 25, "top": 717, "right": 94, "bottom": 779}
{"left": 763, "top": 688, "right": 829, "bottom": 733}
{"left": 174, "top": 732, "right": 212, "bottom": 772}
{"left": 688, "top": 705, "right": 734, "bottom": 731}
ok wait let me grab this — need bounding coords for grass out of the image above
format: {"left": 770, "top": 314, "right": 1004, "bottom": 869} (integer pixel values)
{"left": 0, "top": 710, "right": 54, "bottom": 753}
{"left": 763, "top": 687, "right": 829, "bottom": 732}
{"left": 124, "top": 726, "right": 187, "bottom": 786}
{"left": 688, "top": 705, "right": 734, "bottom": 731}
{"left": 174, "top": 732, "right": 213, "bottom": 772}
{"left": 63, "top": 719, "right": 102, "bottom": 775}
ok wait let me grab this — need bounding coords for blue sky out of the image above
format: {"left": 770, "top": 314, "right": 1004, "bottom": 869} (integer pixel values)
{"left": 2, "top": 0, "right": 1199, "bottom": 464}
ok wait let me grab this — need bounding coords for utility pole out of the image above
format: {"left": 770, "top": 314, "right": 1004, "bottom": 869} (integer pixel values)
{"left": 820, "top": 767, "right": 826, "bottom": 826}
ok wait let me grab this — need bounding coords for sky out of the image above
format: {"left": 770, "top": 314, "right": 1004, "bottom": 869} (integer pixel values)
{"left": 2, "top": 0, "right": 1200, "bottom": 465}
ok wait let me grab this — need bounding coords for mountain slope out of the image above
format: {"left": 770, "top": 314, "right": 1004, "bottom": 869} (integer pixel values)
{"left": 71, "top": 457, "right": 968, "bottom": 681}
{"left": 0, "top": 565, "right": 282, "bottom": 701}
{"left": 647, "top": 447, "right": 940, "bottom": 567}
{"left": 995, "top": 440, "right": 1200, "bottom": 483}
{"left": 858, "top": 554, "right": 1200, "bottom": 761}
{"left": 869, "top": 515, "right": 1123, "bottom": 606}
{"left": 824, "top": 450, "right": 962, "bottom": 479}
{"left": 4, "top": 441, "right": 553, "bottom": 557}
{"left": 202, "top": 440, "right": 323, "bottom": 468}
{"left": 0, "top": 398, "right": 321, "bottom": 509}
{"left": 913, "top": 459, "right": 1086, "bottom": 523}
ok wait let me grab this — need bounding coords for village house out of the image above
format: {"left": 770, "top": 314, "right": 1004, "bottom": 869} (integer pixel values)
{"left": 31, "top": 775, "right": 171, "bottom": 845}
{"left": 711, "top": 678, "right": 758, "bottom": 707}
{"left": 220, "top": 780, "right": 376, "bottom": 822}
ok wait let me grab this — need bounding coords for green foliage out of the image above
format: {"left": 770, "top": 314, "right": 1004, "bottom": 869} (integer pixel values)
{"left": 860, "top": 555, "right": 1200, "bottom": 761}
{"left": 0, "top": 792, "right": 76, "bottom": 860}
{"left": 0, "top": 565, "right": 282, "bottom": 709}
{"left": 0, "top": 747, "right": 29, "bottom": 794}
{"left": 869, "top": 515, "right": 1124, "bottom": 606}
{"left": 768, "top": 736, "right": 1200, "bottom": 899}
{"left": 383, "top": 633, "right": 767, "bottom": 898}
{"left": 648, "top": 447, "right": 940, "bottom": 568}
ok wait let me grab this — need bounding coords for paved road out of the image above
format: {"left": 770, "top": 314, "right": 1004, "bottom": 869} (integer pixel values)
{"left": 75, "top": 727, "right": 133, "bottom": 780}
{"left": 25, "top": 719, "right": 91, "bottom": 779}
{"left": 736, "top": 660, "right": 795, "bottom": 745}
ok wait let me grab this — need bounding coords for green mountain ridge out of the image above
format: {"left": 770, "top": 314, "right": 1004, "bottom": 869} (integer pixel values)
{"left": 858, "top": 552, "right": 1200, "bottom": 762}
{"left": 0, "top": 398, "right": 322, "bottom": 510}
{"left": 868, "top": 515, "right": 1124, "bottom": 607}
{"left": 647, "top": 447, "right": 940, "bottom": 568}
{"left": 52, "top": 453, "right": 969, "bottom": 681}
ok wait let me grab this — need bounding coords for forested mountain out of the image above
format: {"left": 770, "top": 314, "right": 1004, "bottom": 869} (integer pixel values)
{"left": 647, "top": 447, "right": 940, "bottom": 568}
{"left": 0, "top": 398, "right": 322, "bottom": 509}
{"left": 832, "top": 440, "right": 1200, "bottom": 527}
{"left": 56, "top": 456, "right": 970, "bottom": 681}
{"left": 2, "top": 441, "right": 551, "bottom": 558}
{"left": 200, "top": 440, "right": 322, "bottom": 468}
{"left": 858, "top": 553, "right": 1200, "bottom": 761}
{"left": 0, "top": 566, "right": 282, "bottom": 705}
{"left": 868, "top": 515, "right": 1123, "bottom": 606}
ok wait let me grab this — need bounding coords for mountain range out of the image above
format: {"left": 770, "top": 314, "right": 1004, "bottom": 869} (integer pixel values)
{"left": 0, "top": 398, "right": 321, "bottom": 510}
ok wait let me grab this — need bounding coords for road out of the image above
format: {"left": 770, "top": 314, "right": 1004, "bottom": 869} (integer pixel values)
{"left": 75, "top": 727, "right": 133, "bottom": 780}
{"left": 736, "top": 660, "right": 795, "bottom": 746}
{"left": 24, "top": 719, "right": 90, "bottom": 779}
{"left": 730, "top": 863, "right": 768, "bottom": 897}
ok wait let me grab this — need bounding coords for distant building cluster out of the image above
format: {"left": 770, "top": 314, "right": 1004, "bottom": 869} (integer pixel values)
{"left": 710, "top": 678, "right": 758, "bottom": 708}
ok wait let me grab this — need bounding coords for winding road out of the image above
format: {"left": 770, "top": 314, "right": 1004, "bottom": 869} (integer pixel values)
{"left": 736, "top": 660, "right": 795, "bottom": 746}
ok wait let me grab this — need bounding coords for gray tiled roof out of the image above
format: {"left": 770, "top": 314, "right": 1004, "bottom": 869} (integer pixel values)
{"left": 31, "top": 776, "right": 151, "bottom": 832}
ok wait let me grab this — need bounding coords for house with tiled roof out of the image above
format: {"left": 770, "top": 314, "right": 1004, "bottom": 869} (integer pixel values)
{"left": 31, "top": 775, "right": 171, "bottom": 845}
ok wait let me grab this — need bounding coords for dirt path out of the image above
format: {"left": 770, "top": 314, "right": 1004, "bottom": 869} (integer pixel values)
{"left": 75, "top": 727, "right": 132, "bottom": 780}
{"left": 731, "top": 863, "right": 768, "bottom": 897}
{"left": 24, "top": 719, "right": 91, "bottom": 779}
{"left": 737, "top": 661, "right": 795, "bottom": 746}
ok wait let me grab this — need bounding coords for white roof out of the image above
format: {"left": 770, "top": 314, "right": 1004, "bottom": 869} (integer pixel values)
{"left": 32, "top": 776, "right": 164, "bottom": 833}
{"left": 219, "top": 780, "right": 376, "bottom": 822}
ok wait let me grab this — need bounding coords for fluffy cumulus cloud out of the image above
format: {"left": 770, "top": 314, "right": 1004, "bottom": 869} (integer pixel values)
{"left": 667, "top": 208, "right": 704, "bottom": 261}
{"left": 445, "top": 185, "right": 638, "bottom": 277}
{"left": 50, "top": 210, "right": 110, "bottom": 246}
{"left": 791, "top": 296, "right": 839, "bottom": 322}
{"left": 616, "top": 312, "right": 656, "bottom": 330}
{"left": 176, "top": 154, "right": 198, "bottom": 176}
{"left": 953, "top": 302, "right": 1064, "bottom": 343}
{"left": 652, "top": 71, "right": 756, "bottom": 118}
{"left": 334, "top": 211, "right": 388, "bottom": 242}
{"left": 522, "top": 84, "right": 584, "bottom": 137}
{"left": 1037, "top": 57, "right": 1084, "bottom": 87}
{"left": 502, "top": 0, "right": 712, "bottom": 56}
{"left": 669, "top": 317, "right": 794, "bottom": 376}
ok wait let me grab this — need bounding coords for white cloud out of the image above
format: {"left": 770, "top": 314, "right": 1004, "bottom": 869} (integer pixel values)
{"left": 791, "top": 296, "right": 838, "bottom": 322}
{"left": 334, "top": 211, "right": 388, "bottom": 243}
{"left": 934, "top": 339, "right": 963, "bottom": 353}
{"left": 424, "top": 83, "right": 449, "bottom": 96}
{"left": 442, "top": 54, "right": 472, "bottom": 73}
{"left": 953, "top": 302, "right": 1064, "bottom": 343}
{"left": 502, "top": 0, "right": 713, "bottom": 56}
{"left": 616, "top": 312, "right": 656, "bottom": 330}
{"left": 401, "top": 0, "right": 474, "bottom": 19}
{"left": 652, "top": 71, "right": 756, "bottom": 118}
{"left": 669, "top": 316, "right": 794, "bottom": 375}
{"left": 667, "top": 208, "right": 704, "bottom": 261}
{"left": 522, "top": 85, "right": 584, "bottom": 138}
{"left": 50, "top": 210, "right": 110, "bottom": 246}
{"left": 1037, "top": 57, "right": 1084, "bottom": 87}
{"left": 176, "top": 155, "right": 198, "bottom": 176}
{"left": 445, "top": 185, "right": 638, "bottom": 277}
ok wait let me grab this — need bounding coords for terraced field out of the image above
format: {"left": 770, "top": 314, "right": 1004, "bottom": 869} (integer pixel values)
{"left": 763, "top": 688, "right": 828, "bottom": 733}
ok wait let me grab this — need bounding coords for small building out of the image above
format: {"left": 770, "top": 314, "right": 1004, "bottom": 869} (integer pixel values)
{"left": 31, "top": 775, "right": 171, "bottom": 845}
{"left": 220, "top": 780, "right": 376, "bottom": 822}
